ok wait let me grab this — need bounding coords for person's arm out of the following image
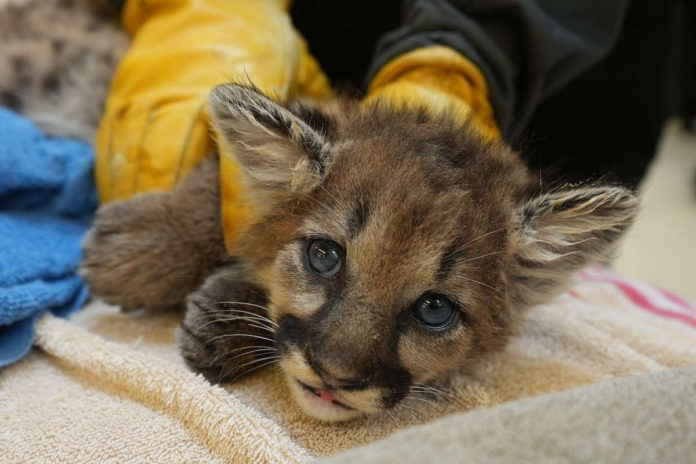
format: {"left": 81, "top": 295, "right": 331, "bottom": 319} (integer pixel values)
{"left": 367, "top": 0, "right": 631, "bottom": 140}
{"left": 365, "top": 45, "right": 500, "bottom": 140}
{"left": 96, "top": 0, "right": 330, "bottom": 250}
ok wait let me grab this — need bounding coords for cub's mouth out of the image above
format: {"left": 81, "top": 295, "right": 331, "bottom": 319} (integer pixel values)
{"left": 278, "top": 351, "right": 387, "bottom": 422}
{"left": 285, "top": 376, "right": 366, "bottom": 422}
{"left": 297, "top": 379, "right": 355, "bottom": 409}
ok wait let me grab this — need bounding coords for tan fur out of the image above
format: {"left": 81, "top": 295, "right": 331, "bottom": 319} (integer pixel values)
{"left": 83, "top": 84, "right": 639, "bottom": 421}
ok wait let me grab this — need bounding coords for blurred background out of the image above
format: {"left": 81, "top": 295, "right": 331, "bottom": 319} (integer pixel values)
{"left": 614, "top": 120, "right": 696, "bottom": 300}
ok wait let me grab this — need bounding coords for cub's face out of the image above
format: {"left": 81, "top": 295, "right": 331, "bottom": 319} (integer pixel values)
{"left": 208, "top": 85, "right": 638, "bottom": 421}
{"left": 259, "top": 133, "right": 519, "bottom": 422}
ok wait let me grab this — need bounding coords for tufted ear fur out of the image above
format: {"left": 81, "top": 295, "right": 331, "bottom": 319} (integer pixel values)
{"left": 209, "top": 84, "right": 332, "bottom": 208}
{"left": 507, "top": 185, "right": 639, "bottom": 308}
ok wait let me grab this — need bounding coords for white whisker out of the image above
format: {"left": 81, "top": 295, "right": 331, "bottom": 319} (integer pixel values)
{"left": 452, "top": 276, "right": 503, "bottom": 295}
{"left": 226, "top": 359, "right": 279, "bottom": 383}
{"left": 412, "top": 383, "right": 457, "bottom": 400}
{"left": 215, "top": 300, "right": 274, "bottom": 313}
{"left": 457, "top": 250, "right": 506, "bottom": 264}
{"left": 397, "top": 402, "right": 419, "bottom": 415}
{"left": 209, "top": 343, "right": 275, "bottom": 365}
{"left": 221, "top": 353, "right": 279, "bottom": 381}
{"left": 193, "top": 314, "right": 275, "bottom": 332}
{"left": 215, "top": 306, "right": 278, "bottom": 326}
{"left": 442, "top": 227, "right": 507, "bottom": 261}
{"left": 246, "top": 322, "right": 276, "bottom": 333}
{"left": 208, "top": 333, "right": 276, "bottom": 345}
{"left": 225, "top": 344, "right": 276, "bottom": 355}
{"left": 223, "top": 347, "right": 279, "bottom": 364}
{"left": 404, "top": 395, "right": 436, "bottom": 406}
{"left": 317, "top": 184, "right": 348, "bottom": 211}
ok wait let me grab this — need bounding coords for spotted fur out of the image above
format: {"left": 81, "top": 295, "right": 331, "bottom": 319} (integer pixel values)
{"left": 0, "top": 0, "right": 127, "bottom": 141}
{"left": 82, "top": 84, "right": 639, "bottom": 421}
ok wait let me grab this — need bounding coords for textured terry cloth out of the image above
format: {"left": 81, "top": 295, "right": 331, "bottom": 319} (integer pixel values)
{"left": 0, "top": 106, "right": 95, "bottom": 366}
{"left": 1, "top": 270, "right": 696, "bottom": 463}
{"left": 319, "top": 365, "right": 696, "bottom": 464}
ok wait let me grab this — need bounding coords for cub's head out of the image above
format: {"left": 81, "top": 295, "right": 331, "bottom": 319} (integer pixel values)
{"left": 209, "top": 84, "right": 638, "bottom": 421}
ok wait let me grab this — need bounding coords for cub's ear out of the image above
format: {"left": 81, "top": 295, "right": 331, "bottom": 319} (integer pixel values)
{"left": 209, "top": 84, "right": 332, "bottom": 203}
{"left": 507, "top": 185, "right": 639, "bottom": 308}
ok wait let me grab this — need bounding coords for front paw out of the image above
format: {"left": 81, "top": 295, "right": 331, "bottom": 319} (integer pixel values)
{"left": 81, "top": 194, "right": 202, "bottom": 311}
{"left": 178, "top": 266, "right": 277, "bottom": 383}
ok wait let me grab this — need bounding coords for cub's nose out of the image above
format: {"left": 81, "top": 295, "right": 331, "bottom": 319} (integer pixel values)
{"left": 307, "top": 354, "right": 368, "bottom": 390}
{"left": 319, "top": 370, "right": 365, "bottom": 391}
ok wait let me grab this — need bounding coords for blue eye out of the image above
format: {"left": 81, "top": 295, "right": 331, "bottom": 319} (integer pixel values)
{"left": 307, "top": 239, "right": 343, "bottom": 278}
{"left": 412, "top": 295, "right": 456, "bottom": 330}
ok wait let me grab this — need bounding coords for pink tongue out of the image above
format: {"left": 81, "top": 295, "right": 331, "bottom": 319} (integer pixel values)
{"left": 316, "top": 388, "right": 337, "bottom": 402}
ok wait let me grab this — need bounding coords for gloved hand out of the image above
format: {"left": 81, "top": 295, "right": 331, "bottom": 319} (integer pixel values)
{"left": 96, "top": 0, "right": 330, "bottom": 250}
{"left": 365, "top": 46, "right": 500, "bottom": 140}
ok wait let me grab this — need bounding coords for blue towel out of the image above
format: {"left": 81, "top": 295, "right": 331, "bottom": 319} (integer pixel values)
{"left": 0, "top": 106, "right": 96, "bottom": 366}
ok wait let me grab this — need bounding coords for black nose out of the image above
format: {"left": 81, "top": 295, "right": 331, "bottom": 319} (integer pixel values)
{"left": 307, "top": 352, "right": 367, "bottom": 390}
{"left": 320, "top": 370, "right": 365, "bottom": 391}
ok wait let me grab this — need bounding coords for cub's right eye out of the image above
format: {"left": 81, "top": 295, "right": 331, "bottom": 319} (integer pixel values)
{"left": 412, "top": 294, "right": 457, "bottom": 330}
{"left": 306, "top": 239, "right": 343, "bottom": 278}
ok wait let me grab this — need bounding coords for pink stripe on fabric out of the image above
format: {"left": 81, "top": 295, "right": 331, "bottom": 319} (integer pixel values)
{"left": 609, "top": 280, "right": 696, "bottom": 329}
{"left": 595, "top": 269, "right": 696, "bottom": 315}
{"left": 658, "top": 288, "right": 696, "bottom": 314}
{"left": 576, "top": 266, "right": 696, "bottom": 328}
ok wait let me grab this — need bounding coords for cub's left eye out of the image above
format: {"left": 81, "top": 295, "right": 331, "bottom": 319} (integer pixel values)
{"left": 307, "top": 239, "right": 343, "bottom": 278}
{"left": 412, "top": 295, "right": 457, "bottom": 330}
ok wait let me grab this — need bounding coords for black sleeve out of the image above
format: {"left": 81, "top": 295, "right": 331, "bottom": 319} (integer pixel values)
{"left": 367, "top": 0, "right": 632, "bottom": 140}
{"left": 103, "top": 0, "right": 125, "bottom": 11}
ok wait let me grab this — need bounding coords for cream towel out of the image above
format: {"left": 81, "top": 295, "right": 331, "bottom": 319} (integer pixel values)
{"left": 1, "top": 270, "right": 695, "bottom": 463}
{"left": 320, "top": 365, "right": 696, "bottom": 464}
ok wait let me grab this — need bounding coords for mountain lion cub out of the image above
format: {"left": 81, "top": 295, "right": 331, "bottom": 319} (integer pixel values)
{"left": 82, "top": 84, "right": 638, "bottom": 421}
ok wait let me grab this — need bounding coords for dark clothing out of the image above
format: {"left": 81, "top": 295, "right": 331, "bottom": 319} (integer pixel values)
{"left": 290, "top": 1, "right": 403, "bottom": 89}
{"left": 291, "top": 0, "right": 695, "bottom": 187}
{"left": 293, "top": 0, "right": 632, "bottom": 140}
{"left": 523, "top": 0, "right": 696, "bottom": 186}
{"left": 367, "top": 0, "right": 631, "bottom": 141}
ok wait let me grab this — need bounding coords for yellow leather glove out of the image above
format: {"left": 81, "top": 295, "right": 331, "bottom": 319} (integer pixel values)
{"left": 96, "top": 0, "right": 331, "bottom": 250}
{"left": 365, "top": 46, "right": 500, "bottom": 140}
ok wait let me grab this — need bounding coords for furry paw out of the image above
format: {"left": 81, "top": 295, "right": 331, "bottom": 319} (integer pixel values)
{"left": 178, "top": 266, "right": 277, "bottom": 383}
{"left": 81, "top": 194, "right": 200, "bottom": 311}
{"left": 81, "top": 157, "right": 226, "bottom": 311}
